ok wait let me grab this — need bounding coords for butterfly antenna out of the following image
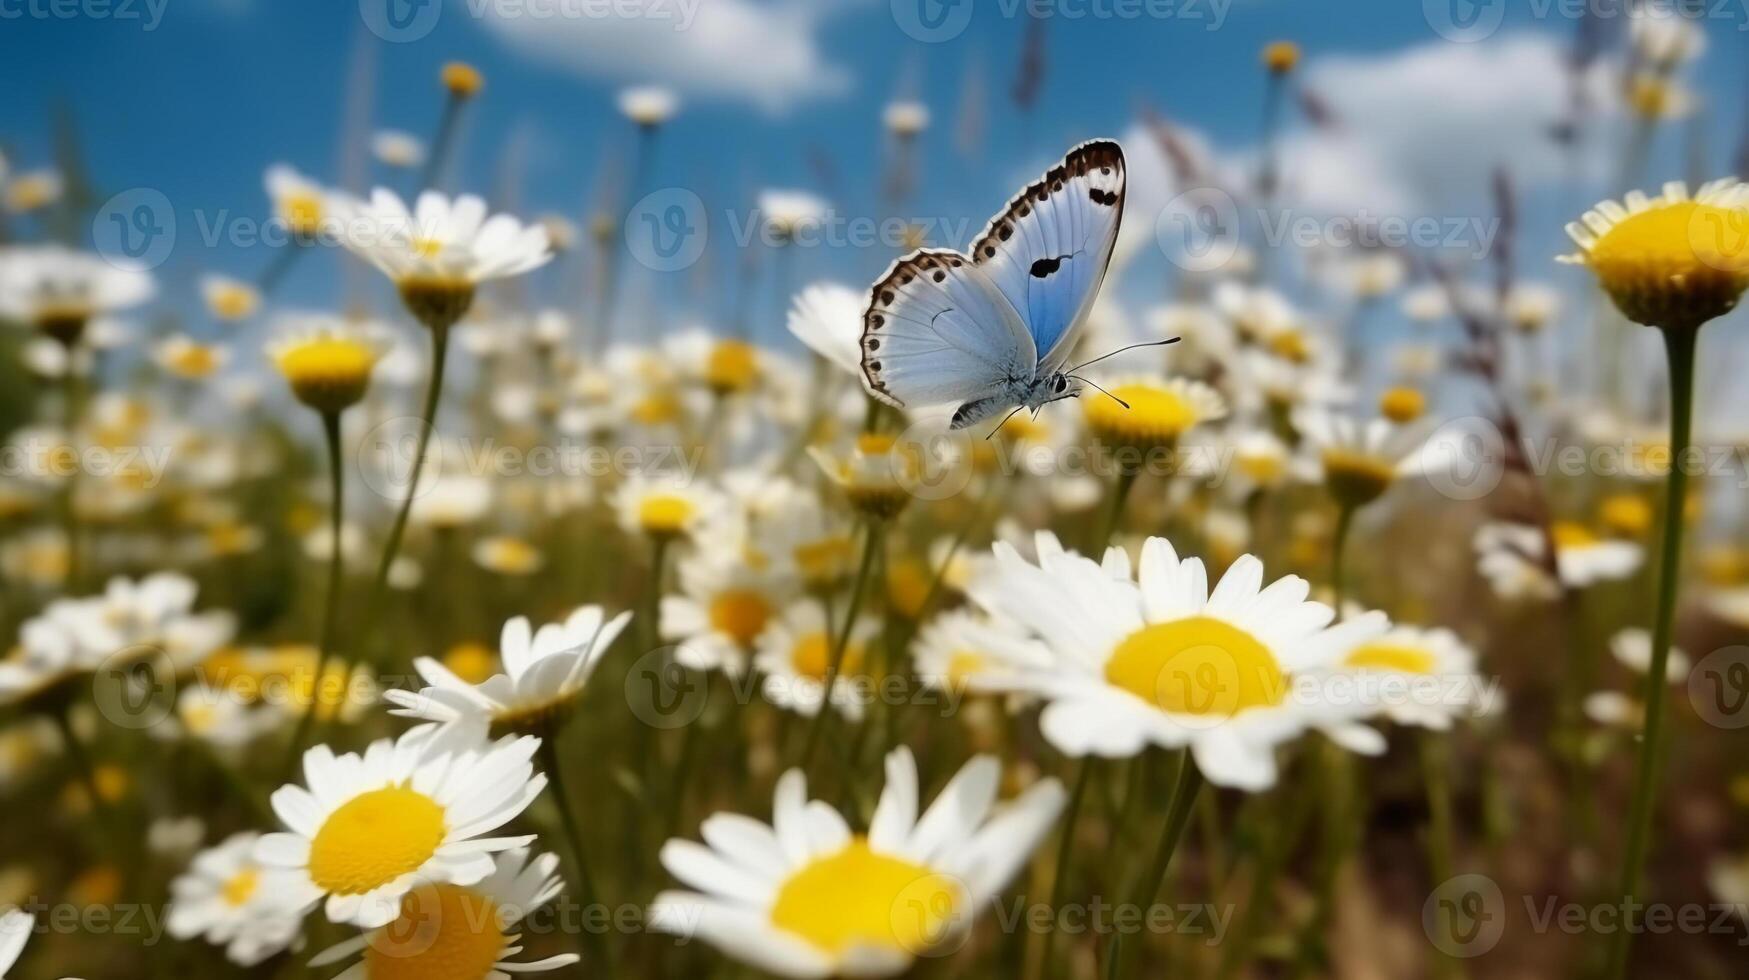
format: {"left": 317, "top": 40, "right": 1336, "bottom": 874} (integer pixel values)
{"left": 1071, "top": 375, "right": 1130, "bottom": 410}
{"left": 1067, "top": 337, "right": 1181, "bottom": 373}
{"left": 986, "top": 405, "right": 1028, "bottom": 440}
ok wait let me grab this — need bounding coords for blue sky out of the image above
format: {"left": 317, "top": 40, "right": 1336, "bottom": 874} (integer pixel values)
{"left": 2, "top": 0, "right": 1746, "bottom": 345}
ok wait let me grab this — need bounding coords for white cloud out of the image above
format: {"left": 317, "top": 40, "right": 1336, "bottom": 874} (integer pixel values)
{"left": 465, "top": 0, "right": 851, "bottom": 113}
{"left": 1281, "top": 32, "right": 1618, "bottom": 216}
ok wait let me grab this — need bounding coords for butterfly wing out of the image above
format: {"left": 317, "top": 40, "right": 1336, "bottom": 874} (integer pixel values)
{"left": 861, "top": 248, "right": 1037, "bottom": 410}
{"left": 967, "top": 139, "right": 1125, "bottom": 373}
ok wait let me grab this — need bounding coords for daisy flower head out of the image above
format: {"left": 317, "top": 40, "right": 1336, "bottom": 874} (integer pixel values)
{"left": 471, "top": 535, "right": 544, "bottom": 577}
{"left": 386, "top": 605, "right": 631, "bottom": 738}
{"left": 257, "top": 728, "right": 547, "bottom": 927}
{"left": 1082, "top": 374, "right": 1226, "bottom": 456}
{"left": 967, "top": 532, "right": 1389, "bottom": 790}
{"left": 662, "top": 549, "right": 795, "bottom": 677}
{"left": 613, "top": 472, "right": 726, "bottom": 542}
{"left": 619, "top": 84, "right": 679, "bottom": 128}
{"left": 308, "top": 847, "right": 577, "bottom": 980}
{"left": 758, "top": 189, "right": 829, "bottom": 245}
{"left": 912, "top": 608, "right": 1050, "bottom": 697}
{"left": 0, "top": 245, "right": 154, "bottom": 347}
{"left": 755, "top": 600, "right": 880, "bottom": 721}
{"left": 1338, "top": 622, "right": 1487, "bottom": 730}
{"left": 167, "top": 832, "right": 314, "bottom": 966}
{"left": 1262, "top": 39, "right": 1299, "bottom": 74}
{"left": 882, "top": 99, "right": 930, "bottom": 138}
{"left": 665, "top": 327, "right": 764, "bottom": 397}
{"left": 788, "top": 280, "right": 864, "bottom": 377}
{"left": 154, "top": 334, "right": 228, "bottom": 382}
{"left": 441, "top": 61, "right": 485, "bottom": 99}
{"left": 1473, "top": 520, "right": 1642, "bottom": 597}
{"left": 200, "top": 274, "right": 262, "bottom": 322}
{"left": 1610, "top": 627, "right": 1690, "bottom": 683}
{"left": 269, "top": 317, "right": 384, "bottom": 415}
{"left": 1559, "top": 179, "right": 1749, "bottom": 332}
{"left": 4, "top": 168, "right": 62, "bottom": 213}
{"left": 333, "top": 190, "right": 552, "bottom": 329}
{"left": 369, "top": 130, "right": 425, "bottom": 169}
{"left": 1292, "top": 405, "right": 1432, "bottom": 511}
{"left": 651, "top": 747, "right": 1065, "bottom": 977}
{"left": 265, "top": 164, "right": 338, "bottom": 240}
{"left": 809, "top": 434, "right": 920, "bottom": 521}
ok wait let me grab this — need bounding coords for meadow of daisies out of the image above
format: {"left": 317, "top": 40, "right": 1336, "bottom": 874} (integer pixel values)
{"left": 4, "top": 8, "right": 1749, "bottom": 980}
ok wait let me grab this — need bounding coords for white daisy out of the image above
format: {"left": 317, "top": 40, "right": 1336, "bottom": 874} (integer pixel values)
{"left": 332, "top": 189, "right": 552, "bottom": 288}
{"left": 757, "top": 190, "right": 829, "bottom": 243}
{"left": 754, "top": 600, "right": 880, "bottom": 721}
{"left": 1337, "top": 622, "right": 1487, "bottom": 730}
{"left": 911, "top": 608, "right": 1049, "bottom": 696}
{"left": 0, "top": 245, "right": 154, "bottom": 337}
{"left": 651, "top": 747, "right": 1065, "bottom": 977}
{"left": 256, "top": 729, "right": 547, "bottom": 927}
{"left": 385, "top": 606, "right": 631, "bottom": 738}
{"left": 1292, "top": 405, "right": 1435, "bottom": 509}
{"left": 1474, "top": 521, "right": 1643, "bottom": 595}
{"left": 787, "top": 281, "right": 865, "bottom": 377}
{"left": 308, "top": 848, "right": 578, "bottom": 980}
{"left": 967, "top": 532, "right": 1389, "bottom": 790}
{"left": 619, "top": 85, "right": 679, "bottom": 127}
{"left": 662, "top": 550, "right": 796, "bottom": 677}
{"left": 264, "top": 164, "right": 340, "bottom": 238}
{"left": 369, "top": 130, "right": 425, "bottom": 169}
{"left": 167, "top": 832, "right": 314, "bottom": 966}
{"left": 1609, "top": 627, "right": 1690, "bottom": 683}
{"left": 612, "top": 473, "right": 727, "bottom": 541}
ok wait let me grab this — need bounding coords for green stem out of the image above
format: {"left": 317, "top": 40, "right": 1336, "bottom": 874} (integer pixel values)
{"left": 1331, "top": 503, "right": 1356, "bottom": 615}
{"left": 1421, "top": 733, "right": 1460, "bottom": 980}
{"left": 283, "top": 411, "right": 346, "bottom": 776}
{"left": 363, "top": 322, "right": 451, "bottom": 662}
{"left": 1094, "top": 468, "right": 1140, "bottom": 553}
{"left": 1116, "top": 752, "right": 1204, "bottom": 979}
{"left": 798, "top": 522, "right": 882, "bottom": 769}
{"left": 60, "top": 364, "right": 82, "bottom": 593}
{"left": 1603, "top": 325, "right": 1697, "bottom": 979}
{"left": 1216, "top": 774, "right": 1316, "bottom": 979}
{"left": 539, "top": 732, "right": 614, "bottom": 979}
{"left": 1038, "top": 758, "right": 1095, "bottom": 978}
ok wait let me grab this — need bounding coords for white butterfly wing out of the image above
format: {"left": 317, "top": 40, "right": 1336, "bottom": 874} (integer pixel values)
{"left": 861, "top": 248, "right": 1037, "bottom": 409}
{"left": 968, "top": 139, "right": 1125, "bottom": 373}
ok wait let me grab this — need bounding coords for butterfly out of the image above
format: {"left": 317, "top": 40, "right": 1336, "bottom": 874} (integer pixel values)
{"left": 860, "top": 139, "right": 1148, "bottom": 431}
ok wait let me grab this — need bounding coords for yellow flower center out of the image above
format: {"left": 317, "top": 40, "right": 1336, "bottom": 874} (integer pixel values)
{"left": 1266, "top": 330, "right": 1310, "bottom": 363}
{"left": 168, "top": 344, "right": 220, "bottom": 378}
{"left": 282, "top": 193, "right": 324, "bottom": 235}
{"left": 769, "top": 838, "right": 961, "bottom": 957}
{"left": 1236, "top": 451, "right": 1285, "bottom": 486}
{"left": 441, "top": 62, "right": 484, "bottom": 98}
{"left": 1262, "top": 40, "right": 1299, "bottom": 74}
{"left": 793, "top": 630, "right": 863, "bottom": 681}
{"left": 638, "top": 495, "right": 695, "bottom": 535}
{"left": 443, "top": 643, "right": 499, "bottom": 685}
{"left": 1344, "top": 643, "right": 1437, "bottom": 675}
{"left": 5, "top": 174, "right": 59, "bottom": 212}
{"left": 1599, "top": 493, "right": 1653, "bottom": 537}
{"left": 795, "top": 536, "right": 854, "bottom": 584}
{"left": 1084, "top": 383, "right": 1198, "bottom": 447}
{"left": 207, "top": 284, "right": 260, "bottom": 321}
{"left": 886, "top": 558, "right": 932, "bottom": 619}
{"left": 1550, "top": 521, "right": 1598, "bottom": 551}
{"left": 481, "top": 538, "right": 540, "bottom": 574}
{"left": 222, "top": 868, "right": 261, "bottom": 908}
{"left": 706, "top": 340, "right": 759, "bottom": 393}
{"left": 411, "top": 237, "right": 446, "bottom": 260}
{"left": 945, "top": 651, "right": 987, "bottom": 690}
{"left": 363, "top": 883, "right": 505, "bottom": 980}
{"left": 276, "top": 336, "right": 378, "bottom": 410}
{"left": 308, "top": 786, "right": 446, "bottom": 896}
{"left": 708, "top": 589, "right": 772, "bottom": 647}
{"left": 1322, "top": 448, "right": 1396, "bottom": 508}
{"left": 1104, "top": 616, "right": 1286, "bottom": 717}
{"left": 631, "top": 391, "right": 682, "bottom": 426}
{"left": 1378, "top": 386, "right": 1426, "bottom": 424}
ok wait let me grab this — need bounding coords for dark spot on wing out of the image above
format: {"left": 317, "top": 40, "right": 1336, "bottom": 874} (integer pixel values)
{"left": 1029, "top": 255, "right": 1070, "bottom": 279}
{"left": 1090, "top": 189, "right": 1118, "bottom": 206}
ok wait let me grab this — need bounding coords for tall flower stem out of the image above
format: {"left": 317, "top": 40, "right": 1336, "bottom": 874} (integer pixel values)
{"left": 1330, "top": 502, "right": 1357, "bottom": 614}
{"left": 1093, "top": 468, "right": 1140, "bottom": 552}
{"left": 1421, "top": 732, "right": 1461, "bottom": 980}
{"left": 1115, "top": 752, "right": 1204, "bottom": 979}
{"left": 283, "top": 410, "right": 347, "bottom": 775}
{"left": 1604, "top": 325, "right": 1697, "bottom": 979}
{"left": 418, "top": 96, "right": 464, "bottom": 194}
{"left": 798, "top": 522, "right": 882, "bottom": 769}
{"left": 363, "top": 321, "right": 452, "bottom": 660}
{"left": 1036, "top": 757, "right": 1095, "bottom": 978}
{"left": 59, "top": 362, "right": 83, "bottom": 592}
{"left": 538, "top": 730, "right": 614, "bottom": 979}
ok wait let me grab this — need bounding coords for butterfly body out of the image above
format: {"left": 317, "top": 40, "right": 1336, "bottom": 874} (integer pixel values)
{"left": 860, "top": 139, "right": 1126, "bottom": 430}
